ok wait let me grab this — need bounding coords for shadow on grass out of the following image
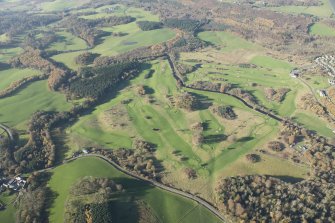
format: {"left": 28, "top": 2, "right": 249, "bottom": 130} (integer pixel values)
{"left": 189, "top": 92, "right": 213, "bottom": 110}
{"left": 237, "top": 136, "right": 254, "bottom": 142}
{"left": 204, "top": 134, "right": 227, "bottom": 144}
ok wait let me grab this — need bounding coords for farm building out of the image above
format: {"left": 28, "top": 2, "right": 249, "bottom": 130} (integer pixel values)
{"left": 290, "top": 69, "right": 300, "bottom": 78}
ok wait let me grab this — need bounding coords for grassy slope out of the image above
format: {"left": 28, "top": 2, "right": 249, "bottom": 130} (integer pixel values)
{"left": 92, "top": 24, "right": 175, "bottom": 56}
{"left": 47, "top": 31, "right": 87, "bottom": 51}
{"left": 198, "top": 31, "right": 260, "bottom": 52}
{"left": 0, "top": 68, "right": 41, "bottom": 91}
{"left": 0, "top": 80, "right": 71, "bottom": 129}
{"left": 268, "top": 0, "right": 333, "bottom": 17}
{"left": 48, "top": 157, "right": 222, "bottom": 223}
{"left": 39, "top": 0, "right": 90, "bottom": 12}
{"left": 51, "top": 8, "right": 175, "bottom": 70}
{"left": 0, "top": 193, "right": 16, "bottom": 223}
{"left": 187, "top": 31, "right": 299, "bottom": 117}
{"left": 0, "top": 33, "right": 9, "bottom": 42}
{"left": 294, "top": 112, "right": 334, "bottom": 138}
{"left": 51, "top": 51, "right": 82, "bottom": 71}
{"left": 309, "top": 23, "right": 335, "bottom": 36}
{"left": 0, "top": 47, "right": 22, "bottom": 63}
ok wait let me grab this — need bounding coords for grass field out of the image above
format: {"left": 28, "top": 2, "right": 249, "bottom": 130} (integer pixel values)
{"left": 268, "top": 0, "right": 333, "bottom": 17}
{"left": 198, "top": 31, "right": 260, "bottom": 52}
{"left": 47, "top": 31, "right": 88, "bottom": 51}
{"left": 0, "top": 68, "right": 41, "bottom": 91}
{"left": 309, "top": 23, "right": 335, "bottom": 37}
{"left": 0, "top": 33, "right": 9, "bottom": 42}
{"left": 48, "top": 157, "right": 223, "bottom": 223}
{"left": 0, "top": 193, "right": 16, "bottom": 223}
{"left": 0, "top": 80, "right": 71, "bottom": 129}
{"left": 39, "top": 0, "right": 90, "bottom": 12}
{"left": 293, "top": 112, "right": 334, "bottom": 138}
{"left": 51, "top": 9, "right": 175, "bottom": 70}
{"left": 81, "top": 5, "right": 160, "bottom": 22}
{"left": 51, "top": 51, "right": 83, "bottom": 71}
{"left": 92, "top": 24, "right": 175, "bottom": 56}
{"left": 0, "top": 47, "right": 22, "bottom": 63}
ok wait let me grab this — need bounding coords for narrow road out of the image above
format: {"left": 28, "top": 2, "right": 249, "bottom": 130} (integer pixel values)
{"left": 0, "top": 123, "right": 14, "bottom": 141}
{"left": 298, "top": 77, "right": 320, "bottom": 103}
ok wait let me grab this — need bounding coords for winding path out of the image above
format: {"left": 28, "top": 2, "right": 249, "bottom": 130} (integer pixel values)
{"left": 0, "top": 123, "right": 14, "bottom": 141}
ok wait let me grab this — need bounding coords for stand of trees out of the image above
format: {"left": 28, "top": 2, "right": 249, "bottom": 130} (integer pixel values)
{"left": 13, "top": 112, "right": 58, "bottom": 171}
{"left": 10, "top": 48, "right": 72, "bottom": 90}
{"left": 175, "top": 92, "right": 199, "bottom": 111}
{"left": 64, "top": 177, "right": 123, "bottom": 223}
{"left": 264, "top": 87, "right": 290, "bottom": 103}
{"left": 164, "top": 18, "right": 202, "bottom": 33}
{"left": 69, "top": 62, "right": 141, "bottom": 99}
{"left": 0, "top": 74, "right": 46, "bottom": 99}
{"left": 210, "top": 105, "right": 237, "bottom": 120}
{"left": 16, "top": 172, "right": 51, "bottom": 223}
{"left": 23, "top": 31, "right": 58, "bottom": 49}
{"left": 75, "top": 52, "right": 100, "bottom": 66}
{"left": 60, "top": 16, "right": 135, "bottom": 47}
{"left": 0, "top": 12, "right": 60, "bottom": 39}
{"left": 137, "top": 21, "right": 163, "bottom": 31}
{"left": 216, "top": 175, "right": 335, "bottom": 222}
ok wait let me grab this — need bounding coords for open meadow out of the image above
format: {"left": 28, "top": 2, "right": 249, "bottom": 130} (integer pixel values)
{"left": 48, "top": 157, "right": 222, "bottom": 223}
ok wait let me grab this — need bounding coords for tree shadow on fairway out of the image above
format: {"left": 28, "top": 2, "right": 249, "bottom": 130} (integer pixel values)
{"left": 0, "top": 62, "right": 10, "bottom": 71}
{"left": 143, "top": 85, "right": 155, "bottom": 94}
{"left": 202, "top": 121, "right": 210, "bottom": 131}
{"left": 236, "top": 136, "right": 254, "bottom": 142}
{"left": 204, "top": 134, "right": 227, "bottom": 144}
{"left": 189, "top": 92, "right": 213, "bottom": 110}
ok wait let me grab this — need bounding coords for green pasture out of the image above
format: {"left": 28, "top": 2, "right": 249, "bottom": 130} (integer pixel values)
{"left": 0, "top": 47, "right": 22, "bottom": 63}
{"left": 39, "top": 0, "right": 90, "bottom": 12}
{"left": 309, "top": 22, "right": 335, "bottom": 37}
{"left": 91, "top": 23, "right": 175, "bottom": 56}
{"left": 0, "top": 33, "right": 9, "bottom": 42}
{"left": 293, "top": 112, "right": 334, "bottom": 138}
{"left": 81, "top": 5, "right": 159, "bottom": 22}
{"left": 0, "top": 68, "right": 41, "bottom": 91}
{"left": 48, "top": 157, "right": 223, "bottom": 223}
{"left": 47, "top": 31, "right": 88, "bottom": 51}
{"left": 198, "top": 31, "right": 261, "bottom": 52}
{"left": 268, "top": 0, "right": 333, "bottom": 17}
{"left": 51, "top": 51, "right": 82, "bottom": 71}
{"left": 0, "top": 193, "right": 16, "bottom": 223}
{"left": 0, "top": 80, "right": 71, "bottom": 129}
